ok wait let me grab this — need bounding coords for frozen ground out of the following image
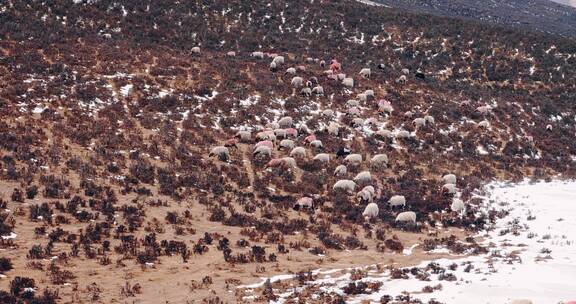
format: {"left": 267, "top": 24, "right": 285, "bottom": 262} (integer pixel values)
{"left": 246, "top": 180, "right": 576, "bottom": 303}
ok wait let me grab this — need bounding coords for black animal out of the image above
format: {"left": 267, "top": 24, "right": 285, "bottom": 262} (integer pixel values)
{"left": 336, "top": 147, "right": 351, "bottom": 158}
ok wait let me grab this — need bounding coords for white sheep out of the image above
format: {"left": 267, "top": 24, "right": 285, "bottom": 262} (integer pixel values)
{"left": 362, "top": 203, "right": 379, "bottom": 219}
{"left": 235, "top": 130, "right": 251, "bottom": 142}
{"left": 359, "top": 68, "right": 371, "bottom": 78}
{"left": 395, "top": 211, "right": 416, "bottom": 224}
{"left": 281, "top": 157, "right": 297, "bottom": 168}
{"left": 192, "top": 46, "right": 201, "bottom": 54}
{"left": 253, "top": 146, "right": 272, "bottom": 157}
{"left": 327, "top": 122, "right": 340, "bottom": 136}
{"left": 342, "top": 77, "right": 354, "bottom": 88}
{"left": 337, "top": 73, "right": 346, "bottom": 80}
{"left": 309, "top": 140, "right": 323, "bottom": 148}
{"left": 209, "top": 146, "right": 230, "bottom": 161}
{"left": 364, "top": 89, "right": 375, "bottom": 98}
{"left": 413, "top": 117, "right": 426, "bottom": 127}
{"left": 476, "top": 105, "right": 491, "bottom": 114}
{"left": 278, "top": 116, "right": 293, "bottom": 128}
{"left": 442, "top": 183, "right": 458, "bottom": 194}
{"left": 395, "top": 130, "right": 410, "bottom": 138}
{"left": 354, "top": 171, "right": 372, "bottom": 185}
{"left": 333, "top": 179, "right": 357, "bottom": 193}
{"left": 362, "top": 186, "right": 375, "bottom": 196}
{"left": 273, "top": 56, "right": 285, "bottom": 65}
{"left": 285, "top": 67, "right": 296, "bottom": 75}
{"left": 357, "top": 189, "right": 373, "bottom": 203}
{"left": 269, "top": 61, "right": 277, "bottom": 71}
{"left": 226, "top": 51, "right": 236, "bottom": 57}
{"left": 478, "top": 120, "right": 490, "bottom": 128}
{"left": 389, "top": 195, "right": 406, "bottom": 208}
{"left": 344, "top": 154, "right": 362, "bottom": 165}
{"left": 251, "top": 51, "right": 264, "bottom": 59}
{"left": 279, "top": 139, "right": 295, "bottom": 150}
{"left": 334, "top": 164, "right": 347, "bottom": 176}
{"left": 352, "top": 118, "right": 364, "bottom": 127}
{"left": 357, "top": 93, "right": 367, "bottom": 103}
{"left": 295, "top": 197, "right": 313, "bottom": 210}
{"left": 274, "top": 128, "right": 287, "bottom": 138}
{"left": 370, "top": 154, "right": 389, "bottom": 168}
{"left": 322, "top": 109, "right": 334, "bottom": 117}
{"left": 312, "top": 86, "right": 324, "bottom": 95}
{"left": 451, "top": 198, "right": 465, "bottom": 213}
{"left": 376, "top": 129, "right": 393, "bottom": 138}
{"left": 301, "top": 87, "right": 312, "bottom": 96}
{"left": 291, "top": 76, "right": 304, "bottom": 87}
{"left": 401, "top": 68, "right": 410, "bottom": 75}
{"left": 396, "top": 75, "right": 407, "bottom": 84}
{"left": 290, "top": 146, "right": 307, "bottom": 158}
{"left": 424, "top": 115, "right": 435, "bottom": 124}
{"left": 346, "top": 99, "right": 360, "bottom": 107}
{"left": 313, "top": 153, "right": 330, "bottom": 163}
{"left": 442, "top": 174, "right": 457, "bottom": 185}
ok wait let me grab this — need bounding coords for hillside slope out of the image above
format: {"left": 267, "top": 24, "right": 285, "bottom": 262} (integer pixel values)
{"left": 0, "top": 0, "right": 575, "bottom": 303}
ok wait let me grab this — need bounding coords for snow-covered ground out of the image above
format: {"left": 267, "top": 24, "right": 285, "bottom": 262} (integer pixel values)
{"left": 242, "top": 180, "right": 576, "bottom": 303}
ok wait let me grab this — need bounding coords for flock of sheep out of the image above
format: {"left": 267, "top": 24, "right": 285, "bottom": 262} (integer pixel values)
{"left": 204, "top": 47, "right": 469, "bottom": 227}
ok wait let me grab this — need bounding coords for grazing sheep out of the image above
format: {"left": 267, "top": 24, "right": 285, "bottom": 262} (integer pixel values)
{"left": 546, "top": 124, "right": 553, "bottom": 131}
{"left": 285, "top": 128, "right": 298, "bottom": 138}
{"left": 322, "top": 109, "right": 335, "bottom": 117}
{"left": 281, "top": 157, "right": 297, "bottom": 168}
{"left": 319, "top": 59, "right": 326, "bottom": 66}
{"left": 297, "top": 65, "right": 306, "bottom": 71}
{"left": 333, "top": 179, "right": 357, "bottom": 193}
{"left": 273, "top": 56, "right": 284, "bottom": 65}
{"left": 364, "top": 89, "right": 375, "bottom": 98}
{"left": 313, "top": 152, "right": 330, "bottom": 163}
{"left": 309, "top": 76, "right": 318, "bottom": 85}
{"left": 192, "top": 46, "right": 201, "bottom": 54}
{"left": 291, "top": 76, "right": 304, "bottom": 87}
{"left": 478, "top": 120, "right": 490, "bottom": 128}
{"left": 279, "top": 139, "right": 295, "bottom": 150}
{"left": 256, "top": 131, "right": 276, "bottom": 142}
{"left": 395, "top": 130, "right": 410, "bottom": 138}
{"left": 376, "top": 129, "right": 393, "bottom": 139}
{"left": 254, "top": 140, "right": 274, "bottom": 150}
{"left": 285, "top": 67, "right": 296, "bottom": 75}
{"left": 362, "top": 203, "right": 379, "bottom": 219}
{"left": 337, "top": 73, "right": 347, "bottom": 80}
{"left": 226, "top": 51, "right": 236, "bottom": 57}
{"left": 344, "top": 153, "right": 362, "bottom": 165}
{"left": 251, "top": 51, "right": 264, "bottom": 59}
{"left": 395, "top": 211, "right": 416, "bottom": 224}
{"left": 413, "top": 117, "right": 426, "bottom": 127}
{"left": 451, "top": 198, "right": 465, "bottom": 212}
{"left": 389, "top": 195, "right": 406, "bottom": 208}
{"left": 401, "top": 68, "right": 410, "bottom": 75}
{"left": 253, "top": 146, "right": 272, "bottom": 157}
{"left": 265, "top": 158, "right": 286, "bottom": 168}
{"left": 310, "top": 140, "right": 323, "bottom": 148}
{"left": 346, "top": 99, "right": 360, "bottom": 107}
{"left": 266, "top": 122, "right": 280, "bottom": 130}
{"left": 357, "top": 93, "right": 368, "bottom": 103}
{"left": 312, "top": 86, "right": 324, "bottom": 95}
{"left": 404, "top": 111, "right": 414, "bottom": 118}
{"left": 295, "top": 197, "right": 313, "bottom": 210}
{"left": 299, "top": 124, "right": 311, "bottom": 135}
{"left": 327, "top": 122, "right": 340, "bottom": 136}
{"left": 336, "top": 147, "right": 351, "bottom": 159}
{"left": 352, "top": 118, "right": 364, "bottom": 127}
{"left": 424, "top": 115, "right": 435, "bottom": 124}
{"left": 274, "top": 128, "right": 287, "bottom": 138}
{"left": 396, "top": 75, "right": 407, "bottom": 84}
{"left": 357, "top": 189, "right": 373, "bottom": 203}
{"left": 378, "top": 100, "right": 393, "bottom": 113}
{"left": 270, "top": 61, "right": 277, "bottom": 71}
{"left": 347, "top": 107, "right": 361, "bottom": 116}
{"left": 235, "top": 130, "right": 252, "bottom": 142}
{"left": 327, "top": 74, "right": 338, "bottom": 81}
{"left": 301, "top": 87, "right": 312, "bottom": 97}
{"left": 334, "top": 164, "right": 347, "bottom": 176}
{"left": 442, "top": 174, "right": 457, "bottom": 185}
{"left": 304, "top": 134, "right": 316, "bottom": 143}
{"left": 354, "top": 171, "right": 372, "bottom": 185}
{"left": 342, "top": 77, "right": 354, "bottom": 88}
{"left": 377, "top": 63, "right": 386, "bottom": 69}
{"left": 362, "top": 186, "right": 375, "bottom": 196}
{"left": 359, "top": 68, "right": 371, "bottom": 78}
{"left": 224, "top": 138, "right": 238, "bottom": 148}
{"left": 290, "top": 147, "right": 306, "bottom": 158}
{"left": 370, "top": 154, "right": 389, "bottom": 168}
{"left": 209, "top": 146, "right": 230, "bottom": 161}
{"left": 442, "top": 183, "right": 458, "bottom": 194}
{"left": 278, "top": 116, "right": 293, "bottom": 128}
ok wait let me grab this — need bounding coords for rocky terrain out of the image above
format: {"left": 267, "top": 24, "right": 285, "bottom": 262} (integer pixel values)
{"left": 0, "top": 0, "right": 575, "bottom": 303}
{"left": 373, "top": 0, "right": 576, "bottom": 38}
